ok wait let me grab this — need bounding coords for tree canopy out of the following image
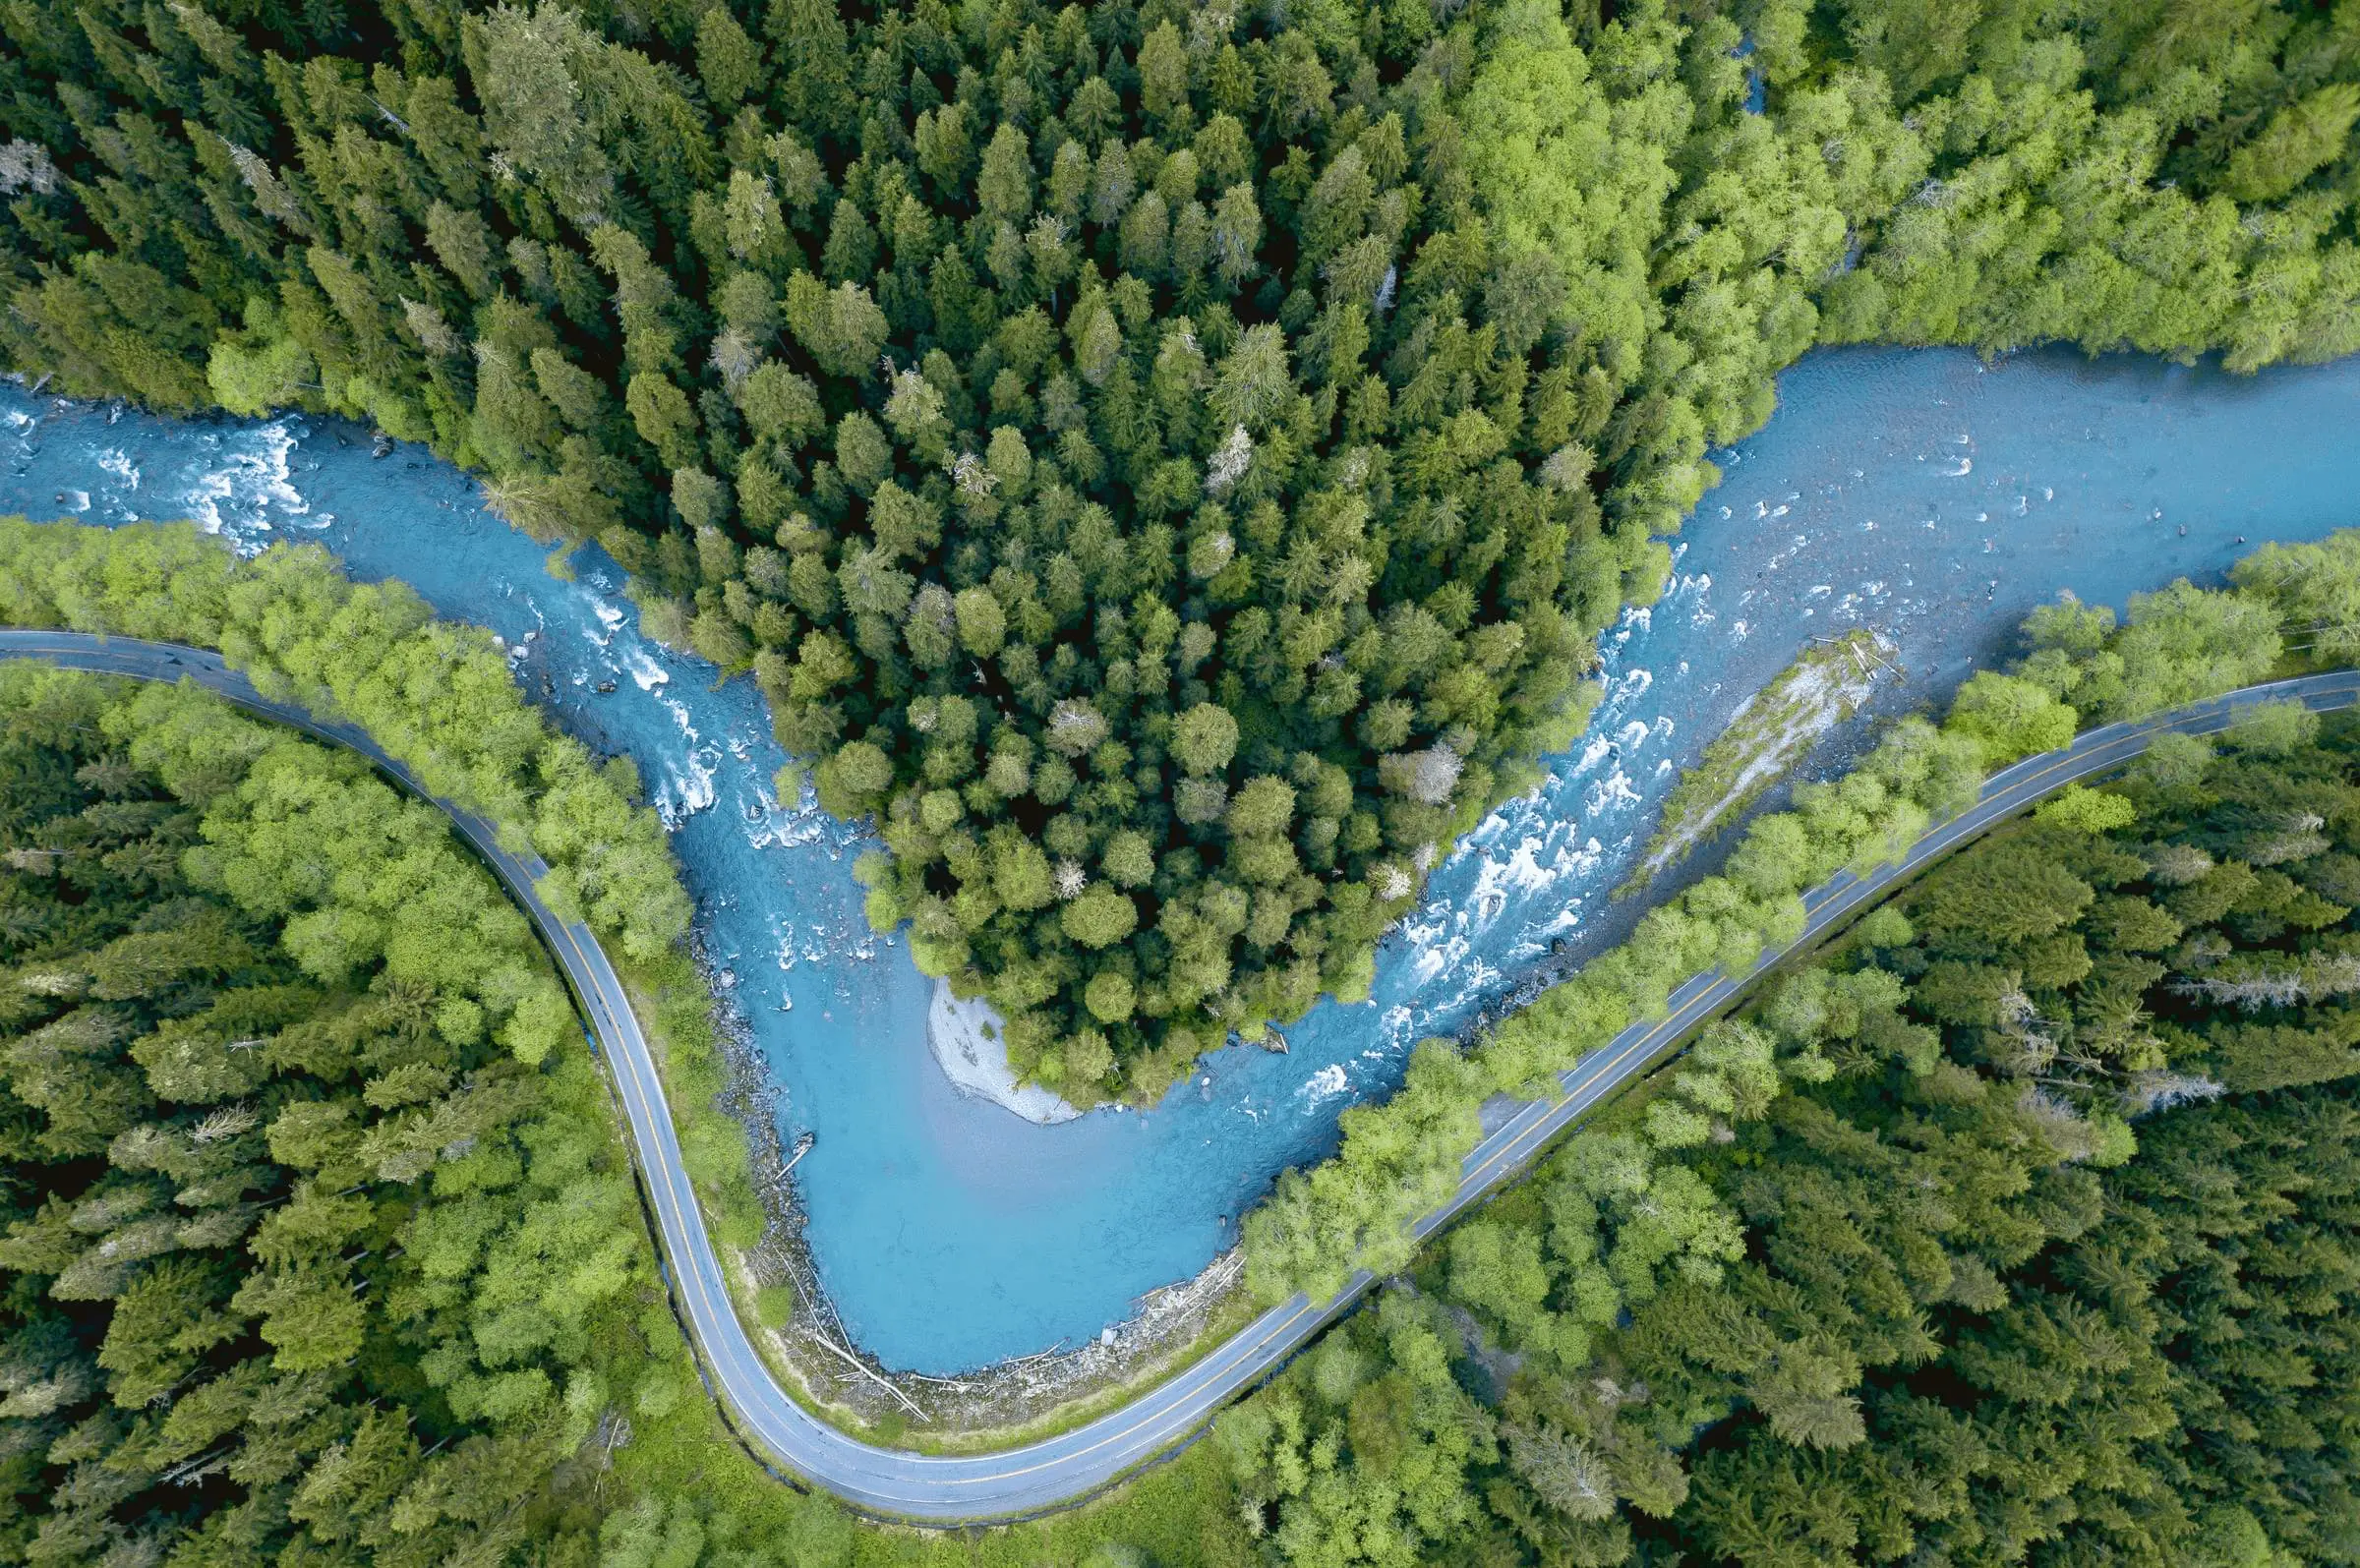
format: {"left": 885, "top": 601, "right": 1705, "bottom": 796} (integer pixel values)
{"left": 8, "top": 0, "right": 2360, "bottom": 1097}
{"left": 1217, "top": 695, "right": 2360, "bottom": 1568}
{"left": 0, "top": 666, "right": 660, "bottom": 1565}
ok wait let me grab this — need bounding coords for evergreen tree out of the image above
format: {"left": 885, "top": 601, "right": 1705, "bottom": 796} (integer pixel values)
{"left": 9, "top": 0, "right": 2359, "bottom": 1100}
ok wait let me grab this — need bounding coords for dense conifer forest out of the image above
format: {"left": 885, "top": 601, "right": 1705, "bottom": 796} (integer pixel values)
{"left": 1218, "top": 705, "right": 2360, "bottom": 1568}
{"left": 12, "top": 0, "right": 2360, "bottom": 1560}
{"left": 9, "top": 0, "right": 2360, "bottom": 1096}
{"left": 0, "top": 666, "right": 660, "bottom": 1564}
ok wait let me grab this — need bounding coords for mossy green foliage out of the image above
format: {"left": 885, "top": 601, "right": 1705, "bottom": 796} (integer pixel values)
{"left": 1245, "top": 537, "right": 2338, "bottom": 1305}
{"left": 0, "top": 666, "right": 665, "bottom": 1563}
{"left": 1211, "top": 711, "right": 2360, "bottom": 1568}
{"left": 0, "top": 517, "right": 813, "bottom": 1500}
{"left": 0, "top": 517, "right": 690, "bottom": 963}
{"left": 0, "top": 516, "right": 773, "bottom": 1253}
{"left": 560, "top": 1436, "right": 1261, "bottom": 1568}
{"left": 8, "top": 0, "right": 2360, "bottom": 1101}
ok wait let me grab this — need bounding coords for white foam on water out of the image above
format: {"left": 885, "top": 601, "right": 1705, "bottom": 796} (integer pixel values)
{"left": 1462, "top": 832, "right": 1565, "bottom": 926}
{"left": 1583, "top": 767, "right": 1642, "bottom": 816}
{"left": 672, "top": 756, "right": 720, "bottom": 817}
{"left": 1399, "top": 914, "right": 1457, "bottom": 986}
{"left": 622, "top": 647, "right": 671, "bottom": 689}
{"left": 1569, "top": 734, "right": 1615, "bottom": 776}
{"left": 1526, "top": 901, "right": 1583, "bottom": 949}
{"left": 95, "top": 449, "right": 137, "bottom": 490}
{"left": 1458, "top": 806, "right": 1517, "bottom": 855}
{"left": 639, "top": 688, "right": 721, "bottom": 827}
{"left": 749, "top": 808, "right": 837, "bottom": 852}
{"left": 178, "top": 421, "right": 308, "bottom": 550}
{"left": 581, "top": 599, "right": 628, "bottom": 647}
{"left": 1424, "top": 956, "right": 1502, "bottom": 1021}
{"left": 741, "top": 766, "right": 830, "bottom": 851}
{"left": 1299, "top": 1063, "right": 1350, "bottom": 1106}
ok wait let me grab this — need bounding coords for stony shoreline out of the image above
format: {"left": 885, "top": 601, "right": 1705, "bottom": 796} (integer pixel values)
{"left": 1624, "top": 625, "right": 1902, "bottom": 891}
{"left": 690, "top": 937, "right": 1245, "bottom": 1438}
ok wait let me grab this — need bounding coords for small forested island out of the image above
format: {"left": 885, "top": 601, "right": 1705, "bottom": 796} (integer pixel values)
{"left": 8, "top": 0, "right": 2360, "bottom": 1560}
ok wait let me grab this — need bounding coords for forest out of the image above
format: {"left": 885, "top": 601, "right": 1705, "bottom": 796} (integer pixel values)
{"left": 0, "top": 665, "right": 674, "bottom": 1564}
{"left": 1208, "top": 689, "right": 2360, "bottom": 1568}
{"left": 8, "top": 0, "right": 2360, "bottom": 1098}
{"left": 18, "top": 563, "right": 2360, "bottom": 1568}
{"left": 10, "top": 0, "right": 2360, "bottom": 1559}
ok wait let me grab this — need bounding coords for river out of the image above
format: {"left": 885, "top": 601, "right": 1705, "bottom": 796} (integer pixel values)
{"left": 4, "top": 345, "right": 2356, "bottom": 1372}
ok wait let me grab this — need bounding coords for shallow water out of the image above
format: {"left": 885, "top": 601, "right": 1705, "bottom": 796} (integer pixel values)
{"left": 4, "top": 345, "right": 2356, "bottom": 1372}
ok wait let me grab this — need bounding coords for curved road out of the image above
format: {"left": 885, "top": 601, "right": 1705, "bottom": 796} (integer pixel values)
{"left": 6, "top": 628, "right": 2352, "bottom": 1520}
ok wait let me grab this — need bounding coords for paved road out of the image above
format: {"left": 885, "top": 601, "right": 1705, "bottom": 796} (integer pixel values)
{"left": 8, "top": 628, "right": 2352, "bottom": 1521}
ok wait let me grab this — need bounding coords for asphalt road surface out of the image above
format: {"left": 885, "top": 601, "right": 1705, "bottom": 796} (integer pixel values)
{"left": 7, "top": 628, "right": 2351, "bottom": 1521}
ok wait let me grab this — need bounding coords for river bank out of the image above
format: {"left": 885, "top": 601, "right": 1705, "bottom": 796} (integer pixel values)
{"left": 928, "top": 983, "right": 1082, "bottom": 1126}
{"left": 11, "top": 345, "right": 2360, "bottom": 1374}
{"left": 698, "top": 936, "right": 1251, "bottom": 1438}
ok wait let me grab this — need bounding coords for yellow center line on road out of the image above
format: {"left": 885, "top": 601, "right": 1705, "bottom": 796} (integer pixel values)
{"left": 1417, "top": 682, "right": 2360, "bottom": 1253}
{"left": 9, "top": 634, "right": 2350, "bottom": 1516}
{"left": 667, "top": 694, "right": 2264, "bottom": 1498}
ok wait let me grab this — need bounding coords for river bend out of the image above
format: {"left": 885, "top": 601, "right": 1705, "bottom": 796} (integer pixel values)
{"left": 4, "top": 346, "right": 2357, "bottom": 1370}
